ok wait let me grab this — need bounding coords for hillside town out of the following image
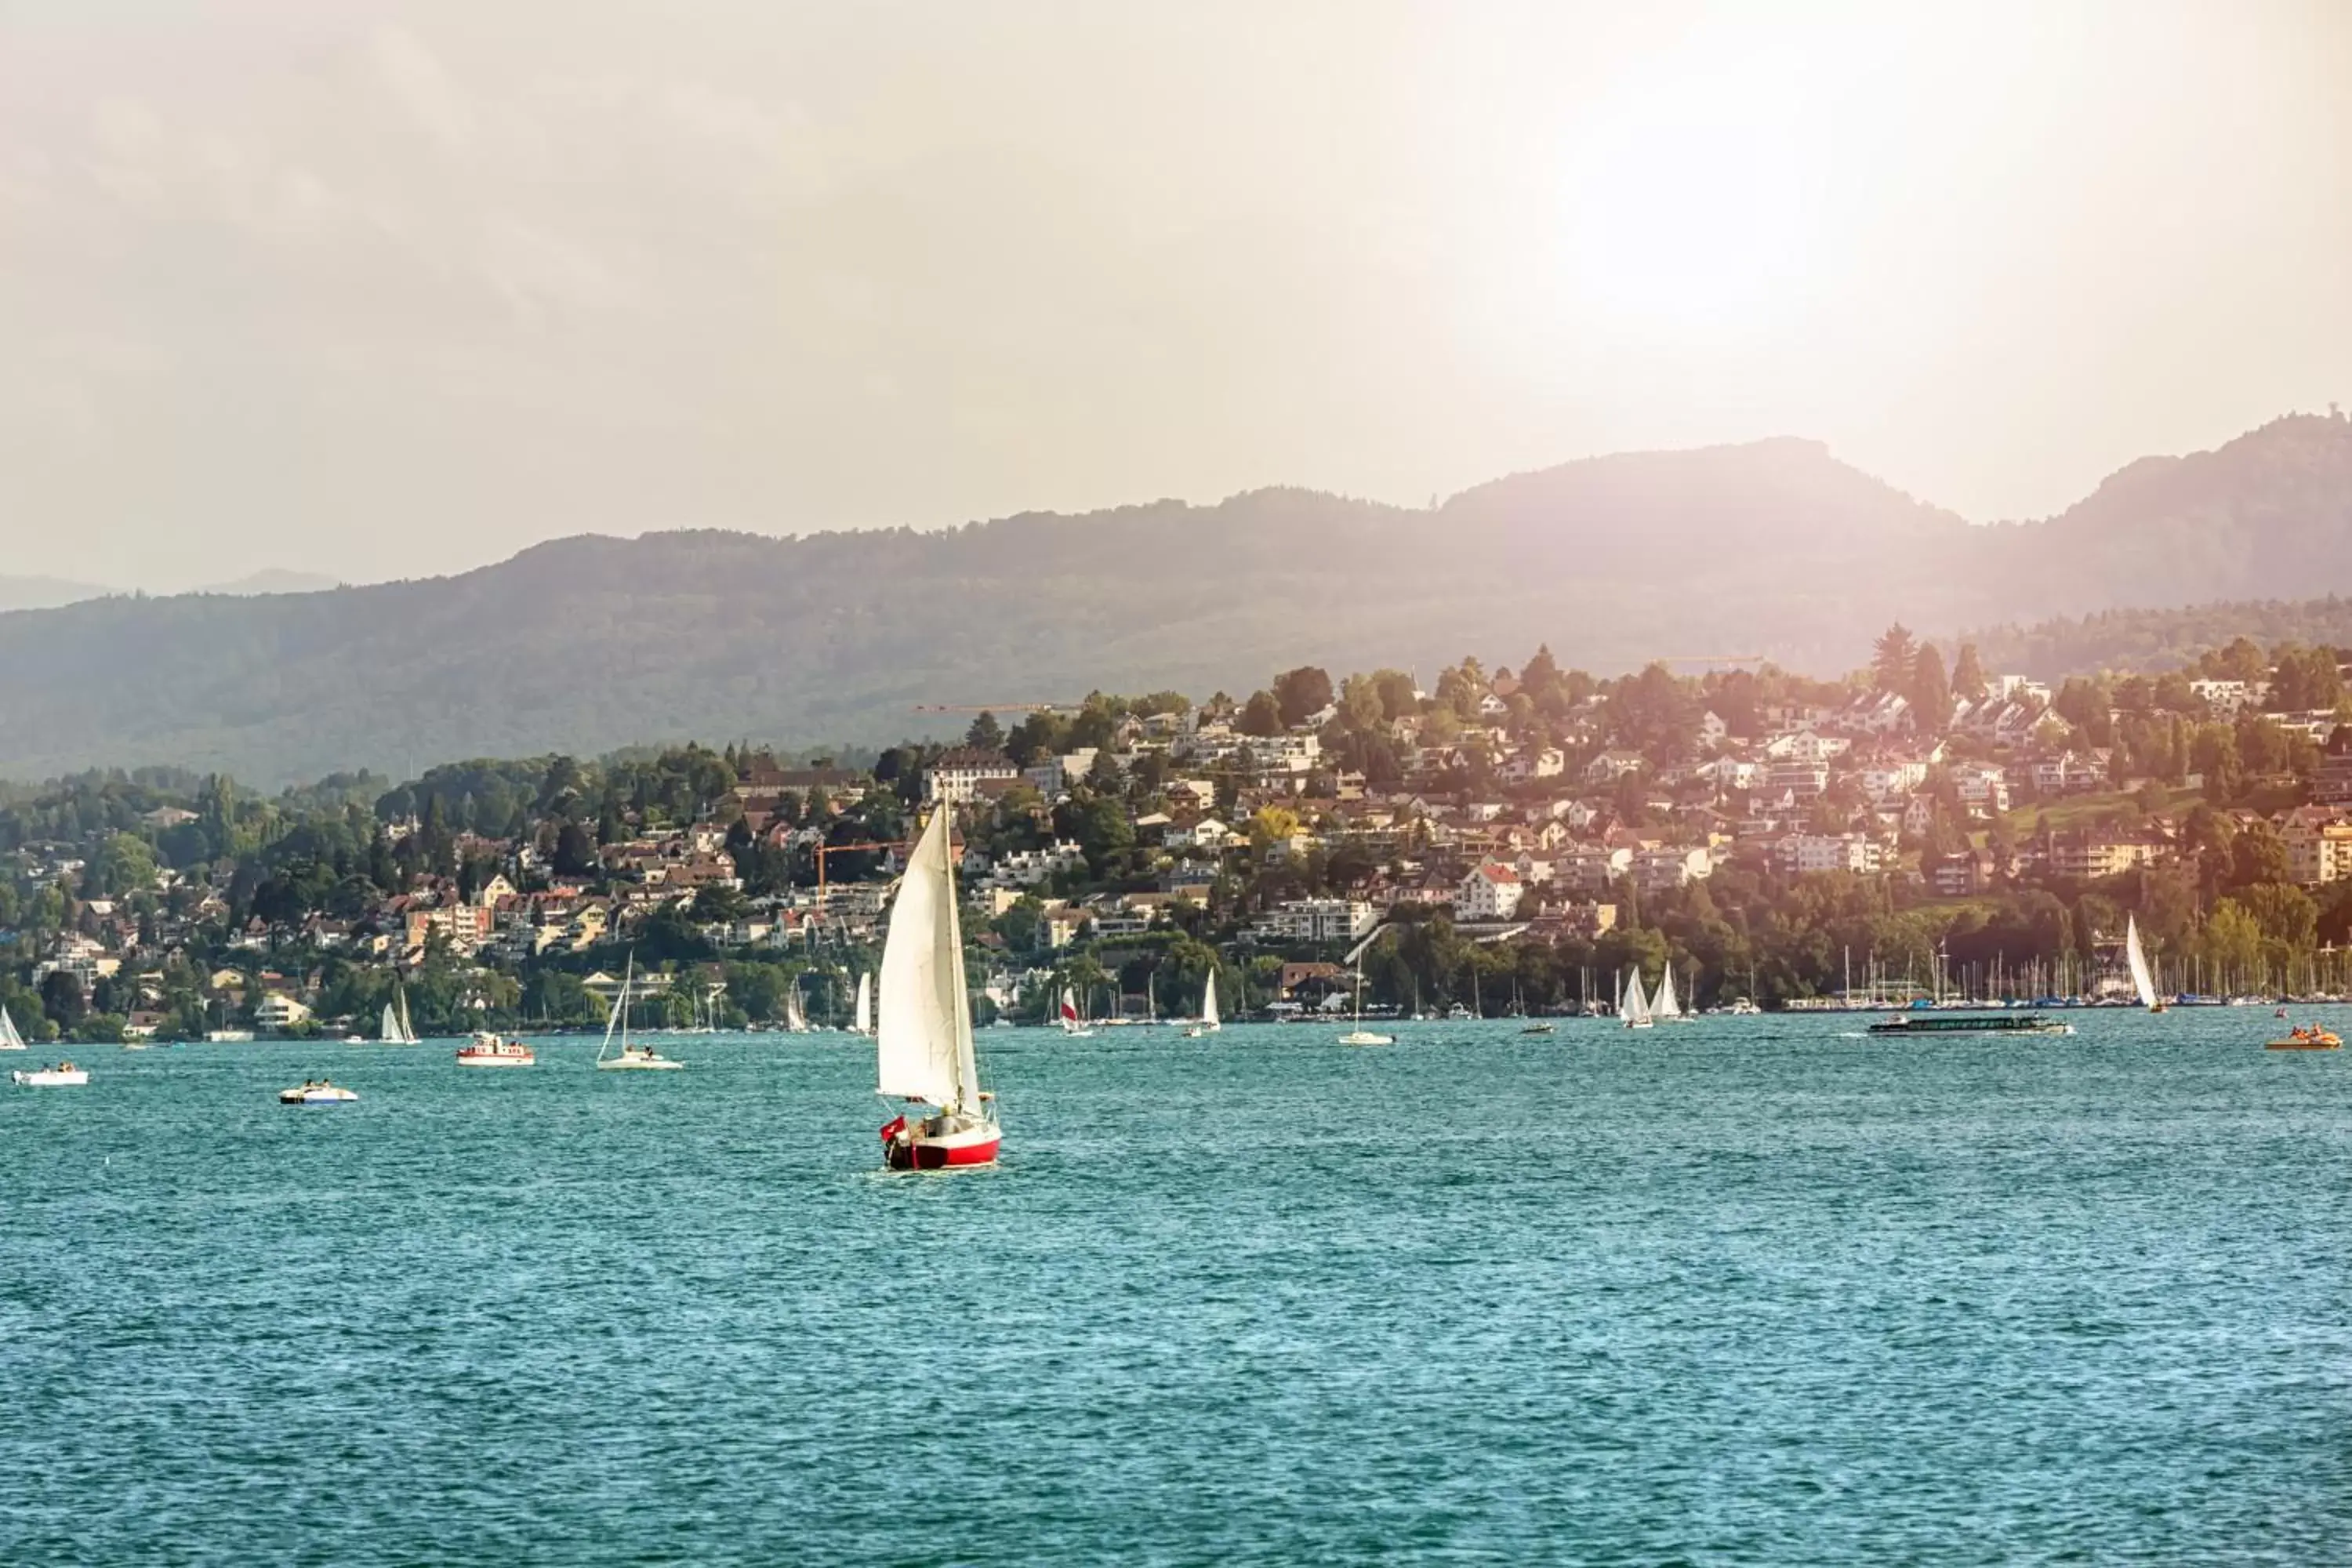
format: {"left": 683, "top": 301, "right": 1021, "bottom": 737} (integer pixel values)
{"left": 5, "top": 628, "right": 2351, "bottom": 1044}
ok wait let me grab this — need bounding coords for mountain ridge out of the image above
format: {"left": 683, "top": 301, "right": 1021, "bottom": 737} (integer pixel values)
{"left": 2, "top": 415, "right": 2347, "bottom": 786}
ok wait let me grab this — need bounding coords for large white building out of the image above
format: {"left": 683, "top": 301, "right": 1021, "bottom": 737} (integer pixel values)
{"left": 924, "top": 748, "right": 1020, "bottom": 804}
{"left": 1776, "top": 833, "right": 1887, "bottom": 876}
{"left": 1455, "top": 862, "right": 1526, "bottom": 920}
{"left": 1253, "top": 898, "right": 1377, "bottom": 944}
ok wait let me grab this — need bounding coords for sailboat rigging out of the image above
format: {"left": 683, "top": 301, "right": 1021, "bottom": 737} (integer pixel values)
{"left": 597, "top": 954, "right": 684, "bottom": 1071}
{"left": 2125, "top": 914, "right": 2165, "bottom": 1013}
{"left": 876, "top": 808, "right": 1000, "bottom": 1170}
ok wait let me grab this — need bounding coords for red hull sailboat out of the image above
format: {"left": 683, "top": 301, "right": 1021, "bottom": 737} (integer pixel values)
{"left": 876, "top": 808, "right": 1000, "bottom": 1171}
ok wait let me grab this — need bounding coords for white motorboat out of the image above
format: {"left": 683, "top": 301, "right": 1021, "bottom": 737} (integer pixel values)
{"left": 13, "top": 1062, "right": 88, "bottom": 1087}
{"left": 278, "top": 1080, "right": 358, "bottom": 1105}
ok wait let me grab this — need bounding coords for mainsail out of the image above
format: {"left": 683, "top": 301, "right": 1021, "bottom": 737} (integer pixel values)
{"left": 380, "top": 989, "right": 417, "bottom": 1044}
{"left": 1201, "top": 973, "right": 1221, "bottom": 1031}
{"left": 0, "top": 1004, "right": 24, "bottom": 1051}
{"left": 873, "top": 809, "right": 980, "bottom": 1112}
{"left": 2125, "top": 914, "right": 2159, "bottom": 1011}
{"left": 1622, "top": 969, "right": 1653, "bottom": 1027}
{"left": 1060, "top": 988, "right": 1083, "bottom": 1032}
{"left": 853, "top": 971, "right": 873, "bottom": 1035}
{"left": 785, "top": 986, "right": 808, "bottom": 1033}
{"left": 1653, "top": 961, "right": 1683, "bottom": 1018}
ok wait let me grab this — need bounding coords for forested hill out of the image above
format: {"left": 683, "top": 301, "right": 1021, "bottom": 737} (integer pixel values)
{"left": 2, "top": 413, "right": 2348, "bottom": 785}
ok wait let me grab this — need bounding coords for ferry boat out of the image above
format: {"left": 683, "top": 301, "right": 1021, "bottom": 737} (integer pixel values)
{"left": 13, "top": 1062, "right": 88, "bottom": 1087}
{"left": 456, "top": 1030, "right": 535, "bottom": 1068}
{"left": 279, "top": 1080, "right": 358, "bottom": 1105}
{"left": 1867, "top": 1011, "right": 2073, "bottom": 1036}
{"left": 2265, "top": 1025, "right": 2342, "bottom": 1051}
{"left": 877, "top": 808, "right": 1000, "bottom": 1170}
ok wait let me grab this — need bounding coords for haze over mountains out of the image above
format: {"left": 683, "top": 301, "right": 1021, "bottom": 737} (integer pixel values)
{"left": 2, "top": 413, "right": 2347, "bottom": 787}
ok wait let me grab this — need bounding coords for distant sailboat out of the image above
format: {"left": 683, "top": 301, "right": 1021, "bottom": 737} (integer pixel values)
{"left": 2126, "top": 914, "right": 2165, "bottom": 1013}
{"left": 379, "top": 987, "right": 418, "bottom": 1045}
{"left": 1338, "top": 950, "right": 1393, "bottom": 1046}
{"left": 876, "top": 808, "right": 1000, "bottom": 1170}
{"left": 0, "top": 1004, "right": 26, "bottom": 1051}
{"left": 785, "top": 985, "right": 810, "bottom": 1033}
{"left": 1059, "top": 986, "right": 1094, "bottom": 1038}
{"left": 852, "top": 971, "right": 873, "bottom": 1035}
{"left": 1653, "top": 961, "right": 1693, "bottom": 1023}
{"left": 1185, "top": 973, "right": 1221, "bottom": 1038}
{"left": 1621, "top": 968, "right": 1655, "bottom": 1029}
{"left": 597, "top": 955, "right": 684, "bottom": 1071}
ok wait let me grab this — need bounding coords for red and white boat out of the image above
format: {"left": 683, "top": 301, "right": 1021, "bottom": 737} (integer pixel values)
{"left": 876, "top": 808, "right": 1000, "bottom": 1171}
{"left": 456, "top": 1030, "right": 535, "bottom": 1068}
{"left": 1058, "top": 986, "right": 1094, "bottom": 1038}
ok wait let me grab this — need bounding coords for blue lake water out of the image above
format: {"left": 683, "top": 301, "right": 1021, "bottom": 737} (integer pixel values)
{"left": 5, "top": 1011, "right": 2350, "bottom": 1564}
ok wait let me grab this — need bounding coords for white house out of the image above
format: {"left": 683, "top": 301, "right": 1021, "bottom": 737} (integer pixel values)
{"left": 1455, "top": 862, "right": 1526, "bottom": 920}
{"left": 924, "top": 748, "right": 1020, "bottom": 804}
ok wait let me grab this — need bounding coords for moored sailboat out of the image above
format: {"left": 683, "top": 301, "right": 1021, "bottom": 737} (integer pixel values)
{"left": 877, "top": 808, "right": 1000, "bottom": 1170}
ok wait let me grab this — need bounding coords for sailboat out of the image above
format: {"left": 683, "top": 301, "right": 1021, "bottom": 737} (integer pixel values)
{"left": 379, "top": 986, "right": 419, "bottom": 1045}
{"left": 852, "top": 971, "right": 873, "bottom": 1035}
{"left": 1621, "top": 967, "right": 1655, "bottom": 1029}
{"left": 1653, "top": 961, "right": 1693, "bottom": 1023}
{"left": 1058, "top": 986, "right": 1094, "bottom": 1038}
{"left": 1185, "top": 973, "right": 1222, "bottom": 1038}
{"left": 2125, "top": 914, "right": 2165, "bottom": 1013}
{"left": 876, "top": 808, "right": 1000, "bottom": 1170}
{"left": 0, "top": 1004, "right": 26, "bottom": 1051}
{"left": 785, "top": 985, "right": 811, "bottom": 1034}
{"left": 597, "top": 955, "right": 684, "bottom": 1071}
{"left": 1338, "top": 951, "right": 1393, "bottom": 1046}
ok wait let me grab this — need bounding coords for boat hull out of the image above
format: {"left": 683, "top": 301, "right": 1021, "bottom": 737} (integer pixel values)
{"left": 882, "top": 1119, "right": 1000, "bottom": 1171}
{"left": 456, "top": 1053, "right": 535, "bottom": 1067}
{"left": 13, "top": 1070, "right": 88, "bottom": 1087}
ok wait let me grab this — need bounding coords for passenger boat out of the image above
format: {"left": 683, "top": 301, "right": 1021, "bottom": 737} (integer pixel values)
{"left": 278, "top": 1080, "right": 358, "bottom": 1104}
{"left": 13, "top": 1062, "right": 88, "bottom": 1087}
{"left": 1867, "top": 1012, "right": 2073, "bottom": 1036}
{"left": 596, "top": 956, "right": 685, "bottom": 1071}
{"left": 2265, "top": 1025, "right": 2342, "bottom": 1051}
{"left": 456, "top": 1030, "right": 535, "bottom": 1068}
{"left": 877, "top": 808, "right": 1000, "bottom": 1170}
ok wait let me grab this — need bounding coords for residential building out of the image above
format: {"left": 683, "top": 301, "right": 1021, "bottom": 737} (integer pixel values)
{"left": 1456, "top": 862, "right": 1526, "bottom": 920}
{"left": 255, "top": 993, "right": 313, "bottom": 1032}
{"left": 924, "top": 748, "right": 1020, "bottom": 804}
{"left": 2281, "top": 812, "right": 2352, "bottom": 887}
{"left": 2039, "top": 827, "right": 2165, "bottom": 880}
{"left": 1776, "top": 833, "right": 1887, "bottom": 875}
{"left": 1253, "top": 898, "right": 1377, "bottom": 944}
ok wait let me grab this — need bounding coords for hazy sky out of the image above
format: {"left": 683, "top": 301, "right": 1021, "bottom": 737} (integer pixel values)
{"left": 2, "top": 1, "right": 2347, "bottom": 590}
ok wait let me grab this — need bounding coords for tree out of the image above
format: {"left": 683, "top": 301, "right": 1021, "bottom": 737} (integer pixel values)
{"left": 554, "top": 821, "right": 598, "bottom": 877}
{"left": 964, "top": 711, "right": 1006, "bottom": 752}
{"left": 1872, "top": 624, "right": 1918, "bottom": 692}
{"left": 1606, "top": 663, "right": 1700, "bottom": 764}
{"left": 39, "top": 970, "right": 85, "bottom": 1030}
{"left": 1950, "top": 642, "right": 1989, "bottom": 705}
{"left": 1239, "top": 691, "right": 1283, "bottom": 737}
{"left": 1910, "top": 644, "right": 1950, "bottom": 731}
{"left": 1272, "top": 666, "right": 1334, "bottom": 728}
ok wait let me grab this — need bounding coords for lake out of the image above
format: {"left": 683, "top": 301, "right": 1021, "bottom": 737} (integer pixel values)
{"left": 5, "top": 1011, "right": 2349, "bottom": 1563}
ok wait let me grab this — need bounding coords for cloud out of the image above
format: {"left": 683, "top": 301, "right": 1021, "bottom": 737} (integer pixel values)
{"left": 371, "top": 25, "right": 474, "bottom": 154}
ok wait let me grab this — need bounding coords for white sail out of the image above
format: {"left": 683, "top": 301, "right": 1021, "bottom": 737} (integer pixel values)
{"left": 786, "top": 986, "right": 808, "bottom": 1033}
{"left": 1622, "top": 969, "right": 1653, "bottom": 1027}
{"left": 2125, "top": 914, "right": 2158, "bottom": 1010}
{"left": 1202, "top": 973, "right": 1221, "bottom": 1031}
{"left": 874, "top": 809, "right": 980, "bottom": 1111}
{"left": 0, "top": 1004, "right": 24, "bottom": 1051}
{"left": 597, "top": 958, "right": 633, "bottom": 1064}
{"left": 379, "top": 1004, "right": 401, "bottom": 1043}
{"left": 1653, "top": 961, "right": 1682, "bottom": 1018}
{"left": 853, "top": 971, "right": 873, "bottom": 1034}
{"left": 1061, "top": 987, "right": 1082, "bottom": 1032}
